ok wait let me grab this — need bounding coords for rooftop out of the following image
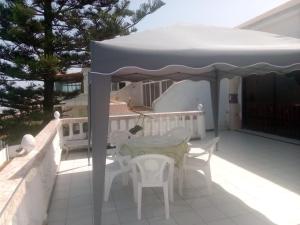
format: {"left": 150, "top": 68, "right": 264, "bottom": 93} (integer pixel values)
{"left": 47, "top": 131, "right": 300, "bottom": 225}
{"left": 237, "top": 0, "right": 300, "bottom": 29}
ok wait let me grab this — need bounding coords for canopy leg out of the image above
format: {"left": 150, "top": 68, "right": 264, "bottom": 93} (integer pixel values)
{"left": 210, "top": 77, "right": 220, "bottom": 138}
{"left": 88, "top": 83, "right": 91, "bottom": 166}
{"left": 89, "top": 73, "right": 111, "bottom": 225}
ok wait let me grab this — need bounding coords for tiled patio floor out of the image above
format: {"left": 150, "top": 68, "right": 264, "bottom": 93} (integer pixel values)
{"left": 47, "top": 131, "right": 300, "bottom": 225}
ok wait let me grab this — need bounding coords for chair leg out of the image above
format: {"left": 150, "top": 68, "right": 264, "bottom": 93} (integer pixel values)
{"left": 163, "top": 184, "right": 170, "bottom": 219}
{"left": 131, "top": 175, "right": 138, "bottom": 203}
{"left": 169, "top": 174, "right": 174, "bottom": 202}
{"left": 104, "top": 176, "right": 113, "bottom": 202}
{"left": 137, "top": 185, "right": 142, "bottom": 220}
{"left": 204, "top": 167, "right": 212, "bottom": 194}
{"left": 178, "top": 168, "right": 184, "bottom": 196}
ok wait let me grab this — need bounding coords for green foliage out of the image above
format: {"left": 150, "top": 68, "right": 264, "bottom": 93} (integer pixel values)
{"left": 0, "top": 77, "right": 43, "bottom": 115}
{"left": 0, "top": 0, "right": 165, "bottom": 142}
{"left": 0, "top": 116, "right": 44, "bottom": 145}
{"left": 0, "top": 0, "right": 165, "bottom": 109}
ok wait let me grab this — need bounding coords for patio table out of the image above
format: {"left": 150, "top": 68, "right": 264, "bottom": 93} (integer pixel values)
{"left": 119, "top": 135, "right": 189, "bottom": 167}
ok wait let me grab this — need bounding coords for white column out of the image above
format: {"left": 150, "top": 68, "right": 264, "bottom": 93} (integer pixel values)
{"left": 228, "top": 76, "right": 241, "bottom": 130}
{"left": 197, "top": 113, "right": 206, "bottom": 139}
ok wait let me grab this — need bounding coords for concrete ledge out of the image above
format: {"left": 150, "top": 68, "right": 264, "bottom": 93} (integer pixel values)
{"left": 0, "top": 119, "right": 62, "bottom": 225}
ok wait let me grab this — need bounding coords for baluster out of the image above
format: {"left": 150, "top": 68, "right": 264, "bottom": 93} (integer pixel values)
{"left": 171, "top": 115, "right": 175, "bottom": 129}
{"left": 110, "top": 119, "right": 115, "bottom": 133}
{"left": 189, "top": 115, "right": 194, "bottom": 138}
{"left": 148, "top": 117, "right": 152, "bottom": 136}
{"left": 197, "top": 112, "right": 206, "bottom": 139}
{"left": 145, "top": 118, "right": 154, "bottom": 136}
{"left": 163, "top": 115, "right": 167, "bottom": 134}
{"left": 146, "top": 116, "right": 149, "bottom": 136}
{"left": 117, "top": 118, "right": 121, "bottom": 130}
{"left": 141, "top": 116, "right": 145, "bottom": 137}
{"left": 125, "top": 118, "right": 129, "bottom": 132}
{"left": 121, "top": 119, "right": 126, "bottom": 131}
{"left": 166, "top": 115, "right": 170, "bottom": 132}
{"left": 128, "top": 118, "right": 135, "bottom": 132}
{"left": 175, "top": 115, "right": 179, "bottom": 127}
{"left": 155, "top": 117, "right": 159, "bottom": 136}
{"left": 143, "top": 117, "right": 148, "bottom": 136}
{"left": 69, "top": 122, "right": 73, "bottom": 139}
{"left": 182, "top": 114, "right": 186, "bottom": 128}
{"left": 108, "top": 118, "right": 112, "bottom": 137}
{"left": 79, "top": 122, "right": 84, "bottom": 138}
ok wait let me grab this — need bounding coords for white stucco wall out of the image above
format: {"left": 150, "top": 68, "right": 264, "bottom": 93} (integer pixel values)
{"left": 240, "top": 3, "right": 300, "bottom": 38}
{"left": 0, "top": 119, "right": 62, "bottom": 225}
{"left": 152, "top": 80, "right": 229, "bottom": 130}
{"left": 112, "top": 82, "right": 143, "bottom": 106}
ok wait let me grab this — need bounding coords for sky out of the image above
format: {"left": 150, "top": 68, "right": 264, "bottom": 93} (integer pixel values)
{"left": 130, "top": 0, "right": 291, "bottom": 31}
{"left": 0, "top": 0, "right": 292, "bottom": 112}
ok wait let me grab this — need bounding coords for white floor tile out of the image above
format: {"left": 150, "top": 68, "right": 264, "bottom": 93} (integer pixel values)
{"left": 48, "top": 208, "right": 67, "bottom": 223}
{"left": 102, "top": 211, "right": 120, "bottom": 225}
{"left": 148, "top": 217, "right": 178, "bottom": 225}
{"left": 169, "top": 200, "right": 193, "bottom": 213}
{"left": 231, "top": 213, "right": 273, "bottom": 225}
{"left": 48, "top": 132, "right": 300, "bottom": 225}
{"left": 172, "top": 211, "right": 206, "bottom": 225}
{"left": 206, "top": 218, "right": 236, "bottom": 225}
{"left": 195, "top": 206, "right": 227, "bottom": 223}
{"left": 118, "top": 207, "right": 141, "bottom": 224}
{"left": 187, "top": 196, "right": 214, "bottom": 210}
{"left": 66, "top": 216, "right": 93, "bottom": 225}
{"left": 121, "top": 220, "right": 149, "bottom": 225}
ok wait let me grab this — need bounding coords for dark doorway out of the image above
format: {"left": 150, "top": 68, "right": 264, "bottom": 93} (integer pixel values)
{"left": 242, "top": 72, "right": 300, "bottom": 139}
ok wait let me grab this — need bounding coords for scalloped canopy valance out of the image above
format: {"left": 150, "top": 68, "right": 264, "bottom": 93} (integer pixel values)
{"left": 91, "top": 25, "right": 300, "bottom": 81}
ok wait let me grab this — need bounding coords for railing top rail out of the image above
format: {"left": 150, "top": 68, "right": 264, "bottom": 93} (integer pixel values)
{"left": 109, "top": 110, "right": 204, "bottom": 119}
{"left": 61, "top": 117, "right": 88, "bottom": 124}
{"left": 0, "top": 119, "right": 61, "bottom": 180}
{"left": 60, "top": 111, "right": 204, "bottom": 123}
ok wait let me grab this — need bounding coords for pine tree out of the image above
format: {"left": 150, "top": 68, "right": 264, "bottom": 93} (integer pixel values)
{"left": 0, "top": 0, "right": 165, "bottom": 118}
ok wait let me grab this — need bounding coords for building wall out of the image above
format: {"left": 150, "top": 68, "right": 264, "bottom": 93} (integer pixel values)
{"left": 111, "top": 82, "right": 144, "bottom": 106}
{"left": 239, "top": 2, "right": 300, "bottom": 38}
{"left": 152, "top": 80, "right": 230, "bottom": 130}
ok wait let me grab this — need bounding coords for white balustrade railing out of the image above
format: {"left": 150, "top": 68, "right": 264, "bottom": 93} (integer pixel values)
{"left": 0, "top": 110, "right": 205, "bottom": 225}
{"left": 0, "top": 119, "right": 62, "bottom": 225}
{"left": 61, "top": 117, "right": 88, "bottom": 141}
{"left": 0, "top": 145, "right": 9, "bottom": 168}
{"left": 61, "top": 111, "right": 206, "bottom": 142}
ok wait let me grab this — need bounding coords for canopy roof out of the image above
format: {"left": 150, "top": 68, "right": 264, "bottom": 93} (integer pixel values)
{"left": 89, "top": 25, "right": 300, "bottom": 225}
{"left": 91, "top": 25, "right": 300, "bottom": 81}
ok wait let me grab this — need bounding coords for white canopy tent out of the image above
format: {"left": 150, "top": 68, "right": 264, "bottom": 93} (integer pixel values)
{"left": 88, "top": 25, "right": 300, "bottom": 225}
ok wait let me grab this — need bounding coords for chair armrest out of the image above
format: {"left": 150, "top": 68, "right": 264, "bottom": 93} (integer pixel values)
{"left": 117, "top": 155, "right": 132, "bottom": 169}
{"left": 187, "top": 145, "right": 207, "bottom": 157}
{"left": 185, "top": 151, "right": 207, "bottom": 157}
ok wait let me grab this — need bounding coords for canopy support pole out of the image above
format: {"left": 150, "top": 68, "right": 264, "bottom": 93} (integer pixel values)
{"left": 89, "top": 73, "right": 111, "bottom": 225}
{"left": 210, "top": 71, "right": 220, "bottom": 138}
{"left": 87, "top": 83, "right": 91, "bottom": 166}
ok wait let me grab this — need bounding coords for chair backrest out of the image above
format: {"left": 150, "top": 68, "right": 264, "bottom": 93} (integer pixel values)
{"left": 110, "top": 130, "right": 132, "bottom": 150}
{"left": 130, "top": 154, "right": 174, "bottom": 186}
{"left": 117, "top": 155, "right": 132, "bottom": 169}
{"left": 205, "top": 137, "right": 220, "bottom": 162}
{"left": 165, "top": 127, "right": 191, "bottom": 142}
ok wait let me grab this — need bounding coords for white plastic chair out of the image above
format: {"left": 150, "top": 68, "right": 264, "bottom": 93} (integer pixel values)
{"left": 178, "top": 137, "right": 220, "bottom": 196}
{"left": 104, "top": 155, "right": 131, "bottom": 201}
{"left": 130, "top": 154, "right": 175, "bottom": 220}
{"left": 104, "top": 130, "right": 132, "bottom": 201}
{"left": 109, "top": 130, "right": 132, "bottom": 158}
{"left": 165, "top": 127, "right": 192, "bottom": 142}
